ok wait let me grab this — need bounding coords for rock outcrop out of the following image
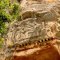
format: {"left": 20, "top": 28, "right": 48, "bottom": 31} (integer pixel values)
{"left": 4, "top": 0, "right": 60, "bottom": 60}
{"left": 6, "top": 0, "right": 60, "bottom": 44}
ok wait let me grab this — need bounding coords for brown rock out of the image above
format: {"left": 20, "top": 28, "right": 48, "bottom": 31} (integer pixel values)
{"left": 12, "top": 46, "right": 60, "bottom": 60}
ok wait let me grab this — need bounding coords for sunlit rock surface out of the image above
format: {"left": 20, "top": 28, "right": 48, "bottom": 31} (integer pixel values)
{"left": 7, "top": 0, "right": 60, "bottom": 44}
{"left": 11, "top": 46, "right": 60, "bottom": 60}
{"left": 3, "top": 0, "right": 60, "bottom": 60}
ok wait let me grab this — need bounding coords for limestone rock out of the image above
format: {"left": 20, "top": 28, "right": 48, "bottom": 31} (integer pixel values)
{"left": 7, "top": 0, "right": 60, "bottom": 44}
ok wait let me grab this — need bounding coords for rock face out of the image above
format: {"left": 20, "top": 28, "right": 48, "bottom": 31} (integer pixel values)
{"left": 4, "top": 0, "right": 60, "bottom": 60}
{"left": 7, "top": 0, "right": 60, "bottom": 44}
{"left": 11, "top": 46, "right": 60, "bottom": 60}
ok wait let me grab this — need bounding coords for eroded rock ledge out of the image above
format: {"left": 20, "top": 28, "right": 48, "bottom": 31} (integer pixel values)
{"left": 4, "top": 0, "right": 60, "bottom": 60}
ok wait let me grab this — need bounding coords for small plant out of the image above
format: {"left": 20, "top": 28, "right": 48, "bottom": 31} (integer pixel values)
{"left": 0, "top": 0, "right": 20, "bottom": 47}
{"left": 10, "top": 3, "right": 20, "bottom": 20}
{"left": 0, "top": 37, "right": 4, "bottom": 48}
{"left": 0, "top": 0, "right": 20, "bottom": 35}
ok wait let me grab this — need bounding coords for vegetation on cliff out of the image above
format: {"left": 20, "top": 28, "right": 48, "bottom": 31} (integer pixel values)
{"left": 0, "top": 0, "right": 20, "bottom": 47}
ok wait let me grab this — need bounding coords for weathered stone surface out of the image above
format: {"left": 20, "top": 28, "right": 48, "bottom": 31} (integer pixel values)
{"left": 4, "top": 0, "right": 60, "bottom": 60}
{"left": 6, "top": 0, "right": 60, "bottom": 45}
